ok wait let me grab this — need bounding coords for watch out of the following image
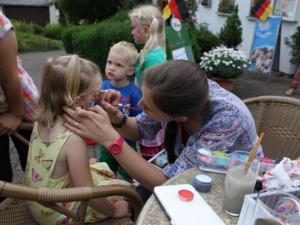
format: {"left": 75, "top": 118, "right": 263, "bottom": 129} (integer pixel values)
{"left": 108, "top": 136, "right": 124, "bottom": 155}
{"left": 111, "top": 114, "right": 128, "bottom": 128}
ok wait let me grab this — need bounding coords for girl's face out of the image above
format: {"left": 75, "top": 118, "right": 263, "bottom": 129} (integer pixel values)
{"left": 131, "top": 20, "right": 148, "bottom": 45}
{"left": 78, "top": 84, "right": 99, "bottom": 109}
{"left": 138, "top": 84, "right": 173, "bottom": 122}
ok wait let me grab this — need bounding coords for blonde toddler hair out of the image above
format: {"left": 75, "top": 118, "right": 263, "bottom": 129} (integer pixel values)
{"left": 38, "top": 55, "right": 102, "bottom": 128}
{"left": 129, "top": 4, "right": 165, "bottom": 65}
{"left": 110, "top": 41, "right": 139, "bottom": 66}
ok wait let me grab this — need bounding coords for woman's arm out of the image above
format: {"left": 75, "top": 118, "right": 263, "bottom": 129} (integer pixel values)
{"left": 63, "top": 106, "right": 167, "bottom": 190}
{"left": 64, "top": 134, "right": 130, "bottom": 217}
{"left": 0, "top": 30, "right": 23, "bottom": 134}
{"left": 103, "top": 138, "right": 167, "bottom": 191}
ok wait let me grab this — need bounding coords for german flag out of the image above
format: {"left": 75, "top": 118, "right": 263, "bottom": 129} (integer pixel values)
{"left": 251, "top": 0, "right": 273, "bottom": 21}
{"left": 163, "top": 0, "right": 189, "bottom": 21}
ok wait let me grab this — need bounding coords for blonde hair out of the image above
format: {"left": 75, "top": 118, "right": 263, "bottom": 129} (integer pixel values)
{"left": 129, "top": 4, "right": 165, "bottom": 65}
{"left": 38, "top": 55, "right": 102, "bottom": 128}
{"left": 110, "top": 41, "right": 139, "bottom": 66}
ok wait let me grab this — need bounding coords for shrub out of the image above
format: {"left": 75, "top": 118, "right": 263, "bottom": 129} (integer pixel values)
{"left": 16, "top": 31, "right": 63, "bottom": 52}
{"left": 199, "top": 46, "right": 248, "bottom": 79}
{"left": 219, "top": 5, "right": 242, "bottom": 48}
{"left": 61, "top": 25, "right": 87, "bottom": 53}
{"left": 58, "top": 0, "right": 119, "bottom": 24}
{"left": 44, "top": 23, "right": 65, "bottom": 40}
{"left": 188, "top": 24, "right": 220, "bottom": 63}
{"left": 285, "top": 26, "right": 300, "bottom": 65}
{"left": 62, "top": 10, "right": 133, "bottom": 69}
{"left": 12, "top": 20, "right": 44, "bottom": 35}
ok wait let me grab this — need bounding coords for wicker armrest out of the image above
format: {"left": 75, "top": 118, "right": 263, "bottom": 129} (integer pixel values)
{"left": 0, "top": 181, "right": 143, "bottom": 222}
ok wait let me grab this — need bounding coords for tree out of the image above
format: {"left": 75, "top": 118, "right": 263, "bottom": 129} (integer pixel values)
{"left": 219, "top": 5, "right": 242, "bottom": 48}
{"left": 58, "top": 0, "right": 119, "bottom": 24}
{"left": 285, "top": 26, "right": 300, "bottom": 65}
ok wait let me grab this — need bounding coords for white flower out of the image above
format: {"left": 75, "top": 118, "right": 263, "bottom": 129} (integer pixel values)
{"left": 199, "top": 46, "right": 248, "bottom": 78}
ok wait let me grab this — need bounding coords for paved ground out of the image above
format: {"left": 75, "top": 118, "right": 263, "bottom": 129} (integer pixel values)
{"left": 10, "top": 50, "right": 300, "bottom": 183}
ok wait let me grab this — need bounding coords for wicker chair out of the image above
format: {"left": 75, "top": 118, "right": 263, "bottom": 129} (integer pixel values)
{"left": 244, "top": 96, "right": 300, "bottom": 160}
{"left": 0, "top": 122, "right": 144, "bottom": 225}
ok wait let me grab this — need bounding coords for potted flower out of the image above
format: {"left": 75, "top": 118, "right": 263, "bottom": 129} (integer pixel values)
{"left": 199, "top": 46, "right": 248, "bottom": 91}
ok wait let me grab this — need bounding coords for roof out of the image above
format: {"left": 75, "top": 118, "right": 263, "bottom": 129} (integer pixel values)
{"left": 0, "top": 0, "right": 56, "bottom": 6}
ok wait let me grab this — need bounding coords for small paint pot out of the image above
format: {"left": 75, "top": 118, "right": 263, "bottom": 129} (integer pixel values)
{"left": 178, "top": 189, "right": 194, "bottom": 201}
{"left": 192, "top": 174, "right": 213, "bottom": 193}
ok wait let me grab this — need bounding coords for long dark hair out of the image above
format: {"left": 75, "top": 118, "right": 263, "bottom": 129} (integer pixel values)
{"left": 143, "top": 60, "right": 209, "bottom": 163}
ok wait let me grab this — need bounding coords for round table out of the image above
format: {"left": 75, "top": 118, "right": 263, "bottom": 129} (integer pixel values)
{"left": 136, "top": 167, "right": 239, "bottom": 225}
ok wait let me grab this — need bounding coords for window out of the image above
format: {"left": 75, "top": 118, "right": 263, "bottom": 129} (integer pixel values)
{"left": 218, "top": 0, "right": 235, "bottom": 14}
{"left": 249, "top": 0, "right": 299, "bottom": 21}
{"left": 272, "top": 0, "right": 299, "bottom": 21}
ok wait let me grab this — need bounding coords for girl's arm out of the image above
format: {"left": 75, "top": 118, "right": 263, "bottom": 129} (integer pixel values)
{"left": 64, "top": 134, "right": 130, "bottom": 218}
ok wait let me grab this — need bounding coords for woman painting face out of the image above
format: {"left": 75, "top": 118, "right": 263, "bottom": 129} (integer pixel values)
{"left": 131, "top": 20, "right": 148, "bottom": 45}
{"left": 138, "top": 84, "right": 173, "bottom": 122}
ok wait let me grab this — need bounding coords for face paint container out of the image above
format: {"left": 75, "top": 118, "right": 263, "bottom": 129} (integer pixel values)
{"left": 192, "top": 174, "right": 213, "bottom": 193}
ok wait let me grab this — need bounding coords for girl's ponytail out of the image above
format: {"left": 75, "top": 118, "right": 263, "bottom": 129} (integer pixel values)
{"left": 65, "top": 55, "right": 81, "bottom": 106}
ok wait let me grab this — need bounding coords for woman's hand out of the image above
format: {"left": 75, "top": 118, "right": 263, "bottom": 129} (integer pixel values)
{"left": 63, "top": 105, "right": 119, "bottom": 147}
{"left": 96, "top": 89, "right": 121, "bottom": 107}
{"left": 95, "top": 89, "right": 124, "bottom": 124}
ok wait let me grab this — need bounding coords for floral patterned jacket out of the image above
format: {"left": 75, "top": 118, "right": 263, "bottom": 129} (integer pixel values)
{"left": 136, "top": 80, "right": 262, "bottom": 178}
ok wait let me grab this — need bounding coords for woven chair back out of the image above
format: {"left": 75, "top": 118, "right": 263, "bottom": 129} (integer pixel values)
{"left": 244, "top": 96, "right": 300, "bottom": 160}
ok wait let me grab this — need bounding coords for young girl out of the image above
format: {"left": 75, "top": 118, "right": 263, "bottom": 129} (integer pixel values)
{"left": 129, "top": 4, "right": 166, "bottom": 160}
{"left": 24, "top": 55, "right": 130, "bottom": 225}
{"left": 129, "top": 4, "right": 166, "bottom": 88}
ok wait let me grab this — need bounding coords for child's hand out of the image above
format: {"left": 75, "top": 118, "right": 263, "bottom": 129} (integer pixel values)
{"left": 89, "top": 158, "right": 98, "bottom": 165}
{"left": 113, "top": 200, "right": 131, "bottom": 218}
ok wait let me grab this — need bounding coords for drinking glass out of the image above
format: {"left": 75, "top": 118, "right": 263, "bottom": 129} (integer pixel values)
{"left": 253, "top": 189, "right": 300, "bottom": 225}
{"left": 223, "top": 151, "right": 260, "bottom": 216}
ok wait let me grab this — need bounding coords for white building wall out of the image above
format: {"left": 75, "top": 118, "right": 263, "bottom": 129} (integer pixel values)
{"left": 49, "top": 4, "right": 59, "bottom": 24}
{"left": 195, "top": 0, "right": 300, "bottom": 74}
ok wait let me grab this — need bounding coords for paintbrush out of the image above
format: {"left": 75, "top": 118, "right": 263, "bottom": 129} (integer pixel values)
{"left": 244, "top": 132, "right": 264, "bottom": 174}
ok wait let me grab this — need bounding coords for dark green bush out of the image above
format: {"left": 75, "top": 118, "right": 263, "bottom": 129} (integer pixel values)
{"left": 62, "top": 25, "right": 89, "bottom": 53}
{"left": 62, "top": 10, "right": 133, "bottom": 69}
{"left": 44, "top": 23, "right": 65, "bottom": 40}
{"left": 58, "top": 0, "right": 119, "bottom": 24}
{"left": 71, "top": 20, "right": 133, "bottom": 70}
{"left": 219, "top": 5, "right": 242, "bottom": 48}
{"left": 188, "top": 24, "right": 220, "bottom": 63}
{"left": 285, "top": 26, "right": 300, "bottom": 65}
{"left": 12, "top": 20, "right": 44, "bottom": 35}
{"left": 16, "top": 31, "right": 63, "bottom": 52}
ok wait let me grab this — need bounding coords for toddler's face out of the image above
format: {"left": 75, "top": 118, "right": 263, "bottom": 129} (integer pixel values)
{"left": 105, "top": 50, "right": 133, "bottom": 83}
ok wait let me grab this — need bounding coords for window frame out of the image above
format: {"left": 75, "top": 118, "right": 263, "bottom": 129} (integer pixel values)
{"left": 271, "top": 0, "right": 299, "bottom": 22}
{"left": 248, "top": 0, "right": 299, "bottom": 22}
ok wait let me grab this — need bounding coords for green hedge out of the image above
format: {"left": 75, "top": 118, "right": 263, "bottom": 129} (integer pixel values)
{"left": 62, "top": 11, "right": 133, "bottom": 69}
{"left": 44, "top": 23, "right": 66, "bottom": 40}
{"left": 16, "top": 31, "right": 63, "bottom": 52}
{"left": 12, "top": 20, "right": 44, "bottom": 35}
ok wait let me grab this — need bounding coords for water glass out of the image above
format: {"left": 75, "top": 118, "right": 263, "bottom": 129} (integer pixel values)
{"left": 223, "top": 151, "right": 260, "bottom": 216}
